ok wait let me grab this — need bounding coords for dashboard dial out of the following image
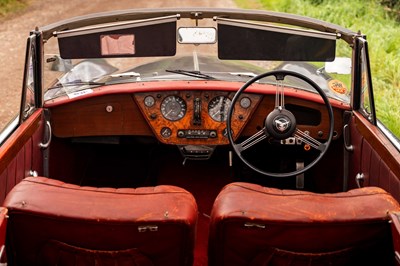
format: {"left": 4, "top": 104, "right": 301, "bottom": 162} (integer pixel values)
{"left": 208, "top": 96, "right": 232, "bottom": 122}
{"left": 144, "top": 96, "right": 155, "bottom": 107}
{"left": 160, "top": 95, "right": 187, "bottom": 121}
{"left": 160, "top": 127, "right": 172, "bottom": 138}
{"left": 240, "top": 97, "right": 251, "bottom": 109}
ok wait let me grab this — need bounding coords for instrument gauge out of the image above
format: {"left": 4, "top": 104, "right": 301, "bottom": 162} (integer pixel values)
{"left": 144, "top": 96, "right": 155, "bottom": 107}
{"left": 208, "top": 96, "right": 232, "bottom": 122}
{"left": 240, "top": 97, "right": 251, "bottom": 109}
{"left": 160, "top": 95, "right": 187, "bottom": 121}
{"left": 160, "top": 127, "right": 172, "bottom": 138}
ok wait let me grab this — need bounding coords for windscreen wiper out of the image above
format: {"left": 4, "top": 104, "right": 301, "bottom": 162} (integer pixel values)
{"left": 165, "top": 69, "right": 217, "bottom": 80}
{"left": 47, "top": 80, "right": 106, "bottom": 90}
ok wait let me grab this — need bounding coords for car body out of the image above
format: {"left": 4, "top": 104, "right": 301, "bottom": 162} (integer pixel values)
{"left": 1, "top": 7, "right": 400, "bottom": 265}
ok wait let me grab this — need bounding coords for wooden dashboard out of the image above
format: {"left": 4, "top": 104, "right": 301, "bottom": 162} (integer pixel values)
{"left": 49, "top": 87, "right": 345, "bottom": 145}
{"left": 133, "top": 91, "right": 261, "bottom": 145}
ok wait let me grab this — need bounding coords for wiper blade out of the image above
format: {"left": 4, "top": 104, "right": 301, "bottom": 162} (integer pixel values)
{"left": 165, "top": 69, "right": 217, "bottom": 80}
{"left": 47, "top": 80, "right": 105, "bottom": 90}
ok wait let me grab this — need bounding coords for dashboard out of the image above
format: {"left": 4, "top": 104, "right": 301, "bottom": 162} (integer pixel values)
{"left": 48, "top": 82, "right": 345, "bottom": 151}
{"left": 134, "top": 91, "right": 262, "bottom": 145}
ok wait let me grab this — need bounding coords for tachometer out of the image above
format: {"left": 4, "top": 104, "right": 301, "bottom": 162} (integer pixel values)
{"left": 161, "top": 95, "right": 187, "bottom": 121}
{"left": 208, "top": 96, "right": 232, "bottom": 122}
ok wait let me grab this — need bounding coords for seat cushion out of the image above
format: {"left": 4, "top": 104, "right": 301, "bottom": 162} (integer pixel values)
{"left": 209, "top": 182, "right": 400, "bottom": 266}
{"left": 3, "top": 176, "right": 198, "bottom": 266}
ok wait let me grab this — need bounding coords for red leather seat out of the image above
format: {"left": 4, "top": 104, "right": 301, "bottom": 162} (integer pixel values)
{"left": 3, "top": 176, "right": 198, "bottom": 266}
{"left": 209, "top": 182, "right": 400, "bottom": 266}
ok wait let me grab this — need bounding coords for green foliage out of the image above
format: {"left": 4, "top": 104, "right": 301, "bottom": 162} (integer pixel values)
{"left": 381, "top": 0, "right": 400, "bottom": 8}
{"left": 0, "top": 0, "right": 26, "bottom": 17}
{"left": 253, "top": 0, "right": 400, "bottom": 137}
{"left": 381, "top": 0, "right": 400, "bottom": 20}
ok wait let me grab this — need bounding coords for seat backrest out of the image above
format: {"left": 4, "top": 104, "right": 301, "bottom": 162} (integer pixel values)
{"left": 3, "top": 176, "right": 198, "bottom": 266}
{"left": 209, "top": 182, "right": 400, "bottom": 266}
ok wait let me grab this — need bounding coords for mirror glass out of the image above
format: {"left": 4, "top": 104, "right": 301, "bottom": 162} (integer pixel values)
{"left": 325, "top": 57, "right": 351, "bottom": 74}
{"left": 178, "top": 27, "right": 217, "bottom": 44}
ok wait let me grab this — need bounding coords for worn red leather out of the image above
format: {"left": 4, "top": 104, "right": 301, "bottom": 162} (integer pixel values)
{"left": 4, "top": 176, "right": 198, "bottom": 266}
{"left": 209, "top": 182, "right": 400, "bottom": 266}
{"left": 0, "top": 207, "right": 7, "bottom": 260}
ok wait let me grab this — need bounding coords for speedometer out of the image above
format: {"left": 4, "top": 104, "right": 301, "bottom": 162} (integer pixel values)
{"left": 160, "top": 95, "right": 187, "bottom": 121}
{"left": 208, "top": 96, "right": 232, "bottom": 122}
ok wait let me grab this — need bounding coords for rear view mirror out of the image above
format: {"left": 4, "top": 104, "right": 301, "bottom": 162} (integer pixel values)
{"left": 47, "top": 55, "right": 73, "bottom": 72}
{"left": 178, "top": 27, "right": 217, "bottom": 44}
{"left": 325, "top": 57, "right": 351, "bottom": 74}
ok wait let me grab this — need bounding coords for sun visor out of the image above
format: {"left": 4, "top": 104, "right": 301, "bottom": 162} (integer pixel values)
{"left": 217, "top": 18, "right": 336, "bottom": 62}
{"left": 56, "top": 16, "right": 178, "bottom": 59}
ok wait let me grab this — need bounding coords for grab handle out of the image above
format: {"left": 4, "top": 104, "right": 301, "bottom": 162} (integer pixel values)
{"left": 39, "top": 121, "right": 52, "bottom": 149}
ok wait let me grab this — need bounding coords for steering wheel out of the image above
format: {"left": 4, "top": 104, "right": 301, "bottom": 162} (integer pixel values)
{"left": 226, "top": 70, "right": 334, "bottom": 177}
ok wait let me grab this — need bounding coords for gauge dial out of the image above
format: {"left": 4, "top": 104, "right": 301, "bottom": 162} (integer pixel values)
{"left": 160, "top": 95, "right": 187, "bottom": 121}
{"left": 144, "top": 96, "right": 155, "bottom": 107}
{"left": 160, "top": 127, "right": 172, "bottom": 138}
{"left": 240, "top": 97, "right": 251, "bottom": 109}
{"left": 208, "top": 96, "right": 232, "bottom": 122}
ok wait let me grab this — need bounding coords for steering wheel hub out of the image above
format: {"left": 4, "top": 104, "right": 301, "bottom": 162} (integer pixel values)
{"left": 266, "top": 108, "right": 296, "bottom": 140}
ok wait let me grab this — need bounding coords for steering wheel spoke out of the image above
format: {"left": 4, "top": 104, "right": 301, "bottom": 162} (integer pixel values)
{"left": 235, "top": 128, "right": 268, "bottom": 152}
{"left": 227, "top": 70, "right": 334, "bottom": 177}
{"left": 294, "top": 129, "right": 326, "bottom": 152}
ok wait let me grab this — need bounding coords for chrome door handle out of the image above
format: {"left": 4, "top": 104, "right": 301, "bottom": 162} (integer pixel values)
{"left": 39, "top": 121, "right": 52, "bottom": 149}
{"left": 343, "top": 124, "right": 353, "bottom": 152}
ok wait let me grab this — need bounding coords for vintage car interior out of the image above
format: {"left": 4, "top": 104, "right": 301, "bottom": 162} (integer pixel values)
{"left": 1, "top": 8, "right": 400, "bottom": 266}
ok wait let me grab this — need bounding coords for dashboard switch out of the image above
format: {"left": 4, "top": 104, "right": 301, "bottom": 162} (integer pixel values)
{"left": 177, "top": 130, "right": 185, "bottom": 138}
{"left": 209, "top": 131, "right": 217, "bottom": 138}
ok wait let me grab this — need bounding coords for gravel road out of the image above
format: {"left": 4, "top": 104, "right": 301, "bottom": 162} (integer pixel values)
{"left": 0, "top": 0, "right": 236, "bottom": 130}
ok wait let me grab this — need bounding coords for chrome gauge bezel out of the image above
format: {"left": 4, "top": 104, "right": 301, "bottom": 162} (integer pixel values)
{"left": 160, "top": 95, "right": 187, "bottom": 121}
{"left": 240, "top": 97, "right": 251, "bottom": 109}
{"left": 208, "top": 96, "right": 232, "bottom": 122}
{"left": 144, "top": 95, "right": 155, "bottom": 107}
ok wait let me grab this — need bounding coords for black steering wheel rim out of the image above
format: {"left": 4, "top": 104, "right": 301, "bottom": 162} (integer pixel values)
{"left": 226, "top": 70, "right": 334, "bottom": 178}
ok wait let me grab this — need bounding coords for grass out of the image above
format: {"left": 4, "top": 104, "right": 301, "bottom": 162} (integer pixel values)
{"left": 0, "top": 0, "right": 27, "bottom": 17}
{"left": 239, "top": 0, "right": 400, "bottom": 138}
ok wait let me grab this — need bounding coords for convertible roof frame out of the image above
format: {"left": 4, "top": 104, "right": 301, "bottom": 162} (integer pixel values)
{"left": 55, "top": 15, "right": 179, "bottom": 38}
{"left": 39, "top": 8, "right": 357, "bottom": 44}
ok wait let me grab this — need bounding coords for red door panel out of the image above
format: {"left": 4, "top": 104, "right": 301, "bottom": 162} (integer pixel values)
{"left": 349, "top": 112, "right": 400, "bottom": 201}
{"left": 350, "top": 111, "right": 400, "bottom": 264}
{"left": 0, "top": 109, "right": 44, "bottom": 203}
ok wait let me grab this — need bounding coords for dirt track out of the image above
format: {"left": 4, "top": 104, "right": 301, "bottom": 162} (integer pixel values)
{"left": 0, "top": 0, "right": 236, "bottom": 130}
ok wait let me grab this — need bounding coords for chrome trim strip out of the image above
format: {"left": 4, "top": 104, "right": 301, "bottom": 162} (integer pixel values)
{"left": 0, "top": 244, "right": 5, "bottom": 263}
{"left": 216, "top": 17, "right": 337, "bottom": 40}
{"left": 378, "top": 120, "right": 400, "bottom": 152}
{"left": 395, "top": 251, "right": 400, "bottom": 264}
{"left": 0, "top": 116, "right": 19, "bottom": 145}
{"left": 56, "top": 15, "right": 179, "bottom": 38}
